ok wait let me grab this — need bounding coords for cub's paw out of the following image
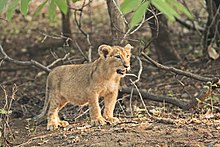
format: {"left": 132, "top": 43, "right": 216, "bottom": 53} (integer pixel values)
{"left": 105, "top": 117, "right": 120, "bottom": 125}
{"left": 47, "top": 123, "right": 58, "bottom": 131}
{"left": 59, "top": 120, "right": 69, "bottom": 128}
{"left": 47, "top": 120, "right": 69, "bottom": 131}
{"left": 91, "top": 117, "right": 106, "bottom": 126}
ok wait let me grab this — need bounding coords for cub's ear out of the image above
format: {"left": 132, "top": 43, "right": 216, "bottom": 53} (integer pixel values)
{"left": 98, "top": 45, "right": 112, "bottom": 59}
{"left": 124, "top": 44, "right": 133, "bottom": 52}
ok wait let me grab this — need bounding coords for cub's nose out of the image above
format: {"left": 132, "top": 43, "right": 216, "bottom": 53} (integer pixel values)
{"left": 123, "top": 64, "right": 130, "bottom": 71}
{"left": 123, "top": 64, "right": 129, "bottom": 68}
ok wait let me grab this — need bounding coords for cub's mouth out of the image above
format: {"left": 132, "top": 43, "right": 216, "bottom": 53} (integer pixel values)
{"left": 116, "top": 69, "right": 126, "bottom": 75}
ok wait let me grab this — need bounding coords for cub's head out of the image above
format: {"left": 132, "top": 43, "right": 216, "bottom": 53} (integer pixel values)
{"left": 98, "top": 44, "right": 132, "bottom": 77}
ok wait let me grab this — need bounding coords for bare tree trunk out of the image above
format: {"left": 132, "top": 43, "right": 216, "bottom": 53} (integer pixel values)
{"left": 61, "top": 0, "right": 72, "bottom": 46}
{"left": 106, "top": 0, "right": 126, "bottom": 45}
{"left": 203, "top": 0, "right": 220, "bottom": 55}
{"left": 148, "top": 13, "right": 181, "bottom": 64}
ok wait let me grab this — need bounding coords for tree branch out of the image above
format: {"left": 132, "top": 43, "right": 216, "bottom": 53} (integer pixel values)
{"left": 175, "top": 18, "right": 204, "bottom": 32}
{"left": 141, "top": 52, "right": 219, "bottom": 82}
{"left": 0, "top": 45, "right": 51, "bottom": 73}
{"left": 0, "top": 45, "right": 70, "bottom": 73}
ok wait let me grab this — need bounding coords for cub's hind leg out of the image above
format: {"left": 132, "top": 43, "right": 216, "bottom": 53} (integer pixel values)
{"left": 47, "top": 94, "right": 69, "bottom": 130}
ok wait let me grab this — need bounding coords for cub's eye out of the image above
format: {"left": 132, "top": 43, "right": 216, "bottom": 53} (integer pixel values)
{"left": 115, "top": 55, "right": 121, "bottom": 59}
{"left": 127, "top": 55, "right": 130, "bottom": 58}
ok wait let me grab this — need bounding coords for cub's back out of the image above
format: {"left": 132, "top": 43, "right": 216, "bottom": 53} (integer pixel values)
{"left": 47, "top": 63, "right": 93, "bottom": 88}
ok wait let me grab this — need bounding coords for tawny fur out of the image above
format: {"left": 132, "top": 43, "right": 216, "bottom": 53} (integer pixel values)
{"left": 34, "top": 44, "right": 132, "bottom": 130}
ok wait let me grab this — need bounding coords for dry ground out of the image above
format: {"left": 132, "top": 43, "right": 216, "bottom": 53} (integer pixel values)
{"left": 1, "top": 0, "right": 220, "bottom": 146}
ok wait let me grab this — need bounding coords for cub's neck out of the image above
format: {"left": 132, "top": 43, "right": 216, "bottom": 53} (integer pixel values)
{"left": 91, "top": 58, "right": 121, "bottom": 82}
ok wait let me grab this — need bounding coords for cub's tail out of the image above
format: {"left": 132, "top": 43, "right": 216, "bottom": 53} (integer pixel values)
{"left": 32, "top": 83, "right": 50, "bottom": 123}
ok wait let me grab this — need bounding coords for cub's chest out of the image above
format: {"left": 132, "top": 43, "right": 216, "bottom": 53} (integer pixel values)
{"left": 104, "top": 80, "right": 119, "bottom": 92}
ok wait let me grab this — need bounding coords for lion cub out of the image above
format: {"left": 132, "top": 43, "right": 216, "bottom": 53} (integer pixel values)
{"left": 34, "top": 44, "right": 132, "bottom": 130}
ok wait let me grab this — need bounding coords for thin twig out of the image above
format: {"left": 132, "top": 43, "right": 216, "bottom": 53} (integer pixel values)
{"left": 133, "top": 56, "right": 143, "bottom": 83}
{"left": 129, "top": 87, "right": 134, "bottom": 116}
{"left": 128, "top": 54, "right": 150, "bottom": 116}
{"left": 112, "top": 0, "right": 128, "bottom": 24}
{"left": 74, "top": 40, "right": 89, "bottom": 61}
{"left": 73, "top": 0, "right": 93, "bottom": 62}
{"left": 120, "top": 7, "right": 161, "bottom": 44}
{"left": 69, "top": 0, "right": 92, "bottom": 11}
{"left": 116, "top": 98, "right": 127, "bottom": 117}
{"left": 124, "top": 73, "right": 138, "bottom": 78}
{"left": 204, "top": 2, "right": 220, "bottom": 49}
{"left": 47, "top": 53, "right": 70, "bottom": 68}
{"left": 74, "top": 100, "right": 104, "bottom": 120}
{"left": 146, "top": 8, "right": 160, "bottom": 38}
{"left": 129, "top": 79, "right": 152, "bottom": 117}
{"left": 36, "top": 30, "right": 72, "bottom": 46}
{"left": 74, "top": 107, "right": 90, "bottom": 121}
{"left": 0, "top": 85, "right": 16, "bottom": 145}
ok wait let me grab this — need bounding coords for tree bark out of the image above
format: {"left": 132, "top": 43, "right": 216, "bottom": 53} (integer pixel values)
{"left": 61, "top": 0, "right": 72, "bottom": 46}
{"left": 203, "top": 0, "right": 220, "bottom": 54}
{"left": 106, "top": 0, "right": 126, "bottom": 45}
{"left": 147, "top": 13, "right": 181, "bottom": 64}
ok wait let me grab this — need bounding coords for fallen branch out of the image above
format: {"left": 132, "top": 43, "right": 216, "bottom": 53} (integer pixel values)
{"left": 120, "top": 87, "right": 189, "bottom": 110}
{"left": 141, "top": 52, "right": 219, "bottom": 82}
{"left": 121, "top": 84, "right": 220, "bottom": 110}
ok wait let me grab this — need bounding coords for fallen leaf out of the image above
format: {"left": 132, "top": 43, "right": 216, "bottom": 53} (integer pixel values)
{"left": 191, "top": 118, "right": 201, "bottom": 124}
{"left": 149, "top": 109, "right": 161, "bottom": 116}
{"left": 208, "top": 46, "right": 219, "bottom": 60}
{"left": 203, "top": 109, "right": 214, "bottom": 119}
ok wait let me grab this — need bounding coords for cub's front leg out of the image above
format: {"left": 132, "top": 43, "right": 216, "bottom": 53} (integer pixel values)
{"left": 103, "top": 91, "right": 120, "bottom": 124}
{"left": 88, "top": 94, "right": 106, "bottom": 126}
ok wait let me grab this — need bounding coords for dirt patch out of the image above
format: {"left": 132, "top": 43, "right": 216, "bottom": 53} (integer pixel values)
{"left": 5, "top": 114, "right": 220, "bottom": 147}
{"left": 7, "top": 115, "right": 220, "bottom": 146}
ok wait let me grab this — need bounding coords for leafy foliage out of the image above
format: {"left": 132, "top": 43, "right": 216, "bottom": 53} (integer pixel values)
{"left": 120, "top": 0, "right": 142, "bottom": 14}
{"left": 21, "top": 0, "right": 31, "bottom": 16}
{"left": 48, "top": 0, "right": 56, "bottom": 20}
{"left": 120, "top": 0, "right": 193, "bottom": 29}
{"left": 34, "top": 0, "right": 48, "bottom": 16}
{"left": 55, "top": 0, "right": 68, "bottom": 15}
{"left": 0, "top": 0, "right": 192, "bottom": 25}
{"left": 6, "top": 0, "right": 19, "bottom": 21}
{"left": 130, "top": 1, "right": 149, "bottom": 29}
{"left": 0, "top": 0, "right": 7, "bottom": 12}
{"left": 0, "top": 108, "right": 12, "bottom": 115}
{"left": 0, "top": 0, "right": 68, "bottom": 21}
